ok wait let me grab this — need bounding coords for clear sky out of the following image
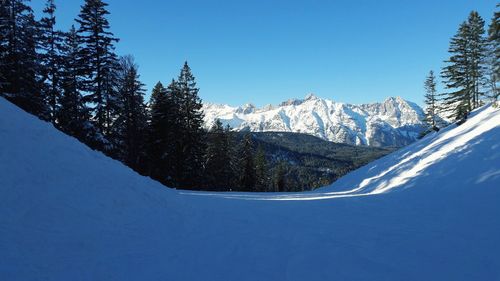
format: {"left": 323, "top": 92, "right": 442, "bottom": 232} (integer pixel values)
{"left": 31, "top": 0, "right": 497, "bottom": 107}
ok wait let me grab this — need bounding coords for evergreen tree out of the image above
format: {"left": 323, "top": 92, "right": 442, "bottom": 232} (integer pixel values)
{"left": 226, "top": 126, "right": 241, "bottom": 190}
{"left": 173, "top": 62, "right": 206, "bottom": 188}
{"left": 487, "top": 4, "right": 500, "bottom": 101}
{"left": 441, "top": 21, "right": 471, "bottom": 121}
{"left": 38, "top": 0, "right": 64, "bottom": 123}
{"left": 0, "top": 0, "right": 46, "bottom": 118}
{"left": 441, "top": 11, "right": 488, "bottom": 121}
{"left": 254, "top": 145, "right": 269, "bottom": 191}
{"left": 423, "top": 70, "right": 439, "bottom": 130}
{"left": 204, "top": 119, "right": 232, "bottom": 190}
{"left": 239, "top": 133, "right": 256, "bottom": 191}
{"left": 273, "top": 161, "right": 287, "bottom": 192}
{"left": 148, "top": 80, "right": 189, "bottom": 187}
{"left": 76, "top": 0, "right": 119, "bottom": 135}
{"left": 112, "top": 55, "right": 148, "bottom": 172}
{"left": 147, "top": 80, "right": 181, "bottom": 185}
{"left": 467, "top": 11, "right": 487, "bottom": 108}
{"left": 57, "top": 25, "right": 91, "bottom": 140}
{"left": 0, "top": 3, "right": 7, "bottom": 91}
{"left": 148, "top": 82, "right": 167, "bottom": 181}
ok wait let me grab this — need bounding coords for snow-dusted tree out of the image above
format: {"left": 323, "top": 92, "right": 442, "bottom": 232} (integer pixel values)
{"left": 0, "top": 0, "right": 46, "bottom": 118}
{"left": 111, "top": 55, "right": 148, "bottom": 172}
{"left": 76, "top": 0, "right": 119, "bottom": 135}
{"left": 423, "top": 70, "right": 439, "bottom": 130}
{"left": 38, "top": 0, "right": 64, "bottom": 123}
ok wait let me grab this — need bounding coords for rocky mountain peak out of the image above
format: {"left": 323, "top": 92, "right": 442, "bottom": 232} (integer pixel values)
{"left": 203, "top": 95, "right": 426, "bottom": 147}
{"left": 304, "top": 93, "right": 319, "bottom": 101}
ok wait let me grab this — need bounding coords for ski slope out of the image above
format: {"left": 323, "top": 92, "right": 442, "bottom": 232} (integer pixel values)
{"left": 1, "top": 97, "right": 499, "bottom": 280}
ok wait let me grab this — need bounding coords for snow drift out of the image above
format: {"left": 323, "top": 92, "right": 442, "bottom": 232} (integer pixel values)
{"left": 1, "top": 97, "right": 499, "bottom": 281}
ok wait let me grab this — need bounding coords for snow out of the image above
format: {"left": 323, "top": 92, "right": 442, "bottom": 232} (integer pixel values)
{"left": 203, "top": 94, "right": 426, "bottom": 147}
{"left": 1, "top": 97, "right": 500, "bottom": 280}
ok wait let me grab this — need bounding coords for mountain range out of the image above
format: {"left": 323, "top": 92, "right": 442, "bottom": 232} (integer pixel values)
{"left": 203, "top": 94, "right": 426, "bottom": 147}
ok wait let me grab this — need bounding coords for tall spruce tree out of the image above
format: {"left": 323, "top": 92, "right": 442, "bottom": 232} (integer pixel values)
{"left": 174, "top": 62, "right": 206, "bottom": 188}
{"left": 441, "top": 21, "right": 471, "bottom": 121}
{"left": 112, "top": 55, "right": 148, "bottom": 172}
{"left": 487, "top": 4, "right": 500, "bottom": 101}
{"left": 273, "top": 161, "right": 287, "bottom": 192}
{"left": 442, "top": 12, "right": 488, "bottom": 121}
{"left": 204, "top": 119, "right": 232, "bottom": 190}
{"left": 148, "top": 82, "right": 168, "bottom": 181}
{"left": 57, "top": 25, "right": 90, "bottom": 140}
{"left": 467, "top": 11, "right": 487, "bottom": 108}
{"left": 226, "top": 126, "right": 241, "bottom": 190}
{"left": 76, "top": 0, "right": 119, "bottom": 135}
{"left": 147, "top": 80, "right": 180, "bottom": 185}
{"left": 423, "top": 70, "right": 439, "bottom": 129}
{"left": 254, "top": 145, "right": 269, "bottom": 192}
{"left": 239, "top": 133, "right": 256, "bottom": 192}
{"left": 38, "top": 0, "right": 64, "bottom": 123}
{"left": 0, "top": 0, "right": 46, "bottom": 118}
{"left": 0, "top": 2, "right": 7, "bottom": 91}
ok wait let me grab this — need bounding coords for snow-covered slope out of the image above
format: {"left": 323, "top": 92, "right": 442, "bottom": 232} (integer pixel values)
{"left": 203, "top": 94, "right": 426, "bottom": 147}
{"left": 1, "top": 97, "right": 500, "bottom": 281}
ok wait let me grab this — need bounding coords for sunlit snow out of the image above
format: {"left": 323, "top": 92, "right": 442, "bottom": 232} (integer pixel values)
{"left": 1, "top": 97, "right": 499, "bottom": 280}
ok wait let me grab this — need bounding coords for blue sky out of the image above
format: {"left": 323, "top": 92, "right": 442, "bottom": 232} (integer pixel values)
{"left": 32, "top": 0, "right": 497, "bottom": 106}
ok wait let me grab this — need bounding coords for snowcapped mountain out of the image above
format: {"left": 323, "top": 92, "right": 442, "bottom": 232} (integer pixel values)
{"left": 203, "top": 94, "right": 426, "bottom": 147}
{"left": 1, "top": 97, "right": 499, "bottom": 280}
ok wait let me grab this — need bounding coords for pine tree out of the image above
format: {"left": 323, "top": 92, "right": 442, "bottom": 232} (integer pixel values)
{"left": 226, "top": 126, "right": 240, "bottom": 190}
{"left": 423, "top": 70, "right": 439, "bottom": 130}
{"left": 38, "top": 0, "right": 64, "bottom": 123}
{"left": 57, "top": 25, "right": 91, "bottom": 140}
{"left": 147, "top": 80, "right": 181, "bottom": 185}
{"left": 239, "top": 133, "right": 256, "bottom": 191}
{"left": 441, "top": 12, "right": 488, "bottom": 121}
{"left": 254, "top": 145, "right": 269, "bottom": 192}
{"left": 76, "top": 0, "right": 119, "bottom": 135}
{"left": 273, "top": 161, "right": 287, "bottom": 192}
{"left": 1, "top": 1, "right": 11, "bottom": 93}
{"left": 204, "top": 119, "right": 232, "bottom": 190}
{"left": 441, "top": 21, "right": 472, "bottom": 121}
{"left": 0, "top": 0, "right": 46, "bottom": 118}
{"left": 467, "top": 11, "right": 487, "bottom": 108}
{"left": 148, "top": 82, "right": 169, "bottom": 182}
{"left": 147, "top": 82, "right": 168, "bottom": 181}
{"left": 487, "top": 4, "right": 500, "bottom": 101}
{"left": 173, "top": 62, "right": 206, "bottom": 188}
{"left": 112, "top": 55, "right": 148, "bottom": 172}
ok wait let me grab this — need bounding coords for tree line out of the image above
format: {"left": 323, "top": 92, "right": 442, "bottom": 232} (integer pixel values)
{"left": 0, "top": 0, "right": 287, "bottom": 192}
{"left": 423, "top": 6, "right": 499, "bottom": 129}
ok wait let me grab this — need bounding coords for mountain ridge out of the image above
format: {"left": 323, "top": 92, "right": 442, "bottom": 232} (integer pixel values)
{"left": 203, "top": 95, "right": 426, "bottom": 147}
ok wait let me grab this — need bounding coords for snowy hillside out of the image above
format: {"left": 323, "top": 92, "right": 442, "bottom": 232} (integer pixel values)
{"left": 1, "top": 97, "right": 500, "bottom": 281}
{"left": 203, "top": 94, "right": 426, "bottom": 147}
